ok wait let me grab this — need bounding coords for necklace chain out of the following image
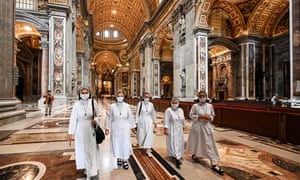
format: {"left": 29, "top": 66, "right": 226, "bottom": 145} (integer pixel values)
{"left": 118, "top": 103, "right": 123, "bottom": 116}
{"left": 82, "top": 101, "right": 88, "bottom": 116}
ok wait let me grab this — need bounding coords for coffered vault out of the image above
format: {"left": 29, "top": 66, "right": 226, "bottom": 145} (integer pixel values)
{"left": 87, "top": 0, "right": 161, "bottom": 48}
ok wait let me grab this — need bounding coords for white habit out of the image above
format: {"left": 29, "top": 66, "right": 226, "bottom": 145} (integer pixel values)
{"left": 68, "top": 99, "right": 102, "bottom": 178}
{"left": 105, "top": 102, "right": 136, "bottom": 160}
{"left": 186, "top": 102, "right": 220, "bottom": 162}
{"left": 136, "top": 101, "right": 156, "bottom": 148}
{"left": 164, "top": 107, "right": 185, "bottom": 159}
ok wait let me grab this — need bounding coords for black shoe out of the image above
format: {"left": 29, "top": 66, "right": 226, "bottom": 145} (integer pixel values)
{"left": 122, "top": 161, "right": 129, "bottom": 170}
{"left": 192, "top": 154, "right": 197, "bottom": 161}
{"left": 117, "top": 158, "right": 122, "bottom": 166}
{"left": 176, "top": 159, "right": 182, "bottom": 168}
{"left": 211, "top": 165, "right": 224, "bottom": 175}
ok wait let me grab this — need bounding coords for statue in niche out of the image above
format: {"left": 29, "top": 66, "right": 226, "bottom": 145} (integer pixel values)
{"left": 179, "top": 14, "right": 186, "bottom": 36}
{"left": 180, "top": 68, "right": 186, "bottom": 88}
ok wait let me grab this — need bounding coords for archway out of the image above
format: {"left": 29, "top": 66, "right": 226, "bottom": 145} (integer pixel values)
{"left": 93, "top": 51, "right": 121, "bottom": 97}
{"left": 15, "top": 22, "right": 42, "bottom": 102}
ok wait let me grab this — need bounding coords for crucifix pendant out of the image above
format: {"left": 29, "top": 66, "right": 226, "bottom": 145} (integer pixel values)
{"left": 84, "top": 113, "right": 87, "bottom": 116}
{"left": 120, "top": 112, "right": 122, "bottom": 116}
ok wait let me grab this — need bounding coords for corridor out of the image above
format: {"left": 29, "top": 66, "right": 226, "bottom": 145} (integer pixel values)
{"left": 0, "top": 98, "right": 299, "bottom": 180}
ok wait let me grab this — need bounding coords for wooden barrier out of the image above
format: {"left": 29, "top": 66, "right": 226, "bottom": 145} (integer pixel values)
{"left": 126, "top": 98, "right": 300, "bottom": 145}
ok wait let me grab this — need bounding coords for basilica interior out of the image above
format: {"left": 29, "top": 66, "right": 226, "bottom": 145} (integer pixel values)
{"left": 0, "top": 0, "right": 300, "bottom": 179}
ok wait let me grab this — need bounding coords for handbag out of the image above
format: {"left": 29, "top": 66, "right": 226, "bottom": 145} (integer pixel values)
{"left": 91, "top": 97, "right": 105, "bottom": 144}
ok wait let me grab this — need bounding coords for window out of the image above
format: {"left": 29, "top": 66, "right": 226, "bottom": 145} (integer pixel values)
{"left": 96, "top": 29, "right": 124, "bottom": 42}
{"left": 113, "top": 30, "right": 119, "bottom": 38}
{"left": 104, "top": 30, "right": 110, "bottom": 38}
{"left": 16, "top": 0, "right": 34, "bottom": 10}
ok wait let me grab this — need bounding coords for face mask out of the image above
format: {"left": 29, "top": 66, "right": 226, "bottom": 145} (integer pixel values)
{"left": 199, "top": 97, "right": 206, "bottom": 103}
{"left": 144, "top": 98, "right": 150, "bottom": 103}
{"left": 171, "top": 104, "right": 179, "bottom": 109}
{"left": 80, "top": 93, "right": 89, "bottom": 100}
{"left": 117, "top": 97, "right": 124, "bottom": 103}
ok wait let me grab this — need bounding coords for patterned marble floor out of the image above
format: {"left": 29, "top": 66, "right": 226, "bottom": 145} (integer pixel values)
{"left": 0, "top": 98, "right": 299, "bottom": 180}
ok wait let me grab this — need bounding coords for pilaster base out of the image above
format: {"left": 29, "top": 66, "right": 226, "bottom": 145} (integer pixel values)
{"left": 0, "top": 99, "right": 26, "bottom": 126}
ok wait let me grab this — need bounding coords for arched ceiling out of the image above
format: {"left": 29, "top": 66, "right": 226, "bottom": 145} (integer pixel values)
{"left": 197, "top": 0, "right": 289, "bottom": 38}
{"left": 87, "top": 0, "right": 160, "bottom": 48}
{"left": 15, "top": 22, "right": 41, "bottom": 49}
{"left": 94, "top": 51, "right": 120, "bottom": 74}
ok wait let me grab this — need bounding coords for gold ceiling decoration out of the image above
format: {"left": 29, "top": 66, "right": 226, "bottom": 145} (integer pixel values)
{"left": 88, "top": 0, "right": 160, "bottom": 47}
{"left": 15, "top": 22, "right": 41, "bottom": 49}
{"left": 94, "top": 51, "right": 120, "bottom": 73}
{"left": 15, "top": 22, "right": 41, "bottom": 39}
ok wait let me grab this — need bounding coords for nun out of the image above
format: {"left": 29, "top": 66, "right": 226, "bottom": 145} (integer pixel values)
{"left": 67, "top": 86, "right": 102, "bottom": 179}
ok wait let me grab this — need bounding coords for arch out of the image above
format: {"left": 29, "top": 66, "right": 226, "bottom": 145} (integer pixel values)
{"left": 195, "top": 0, "right": 215, "bottom": 27}
{"left": 153, "top": 23, "right": 172, "bottom": 59}
{"left": 16, "top": 12, "right": 48, "bottom": 32}
{"left": 209, "top": 37, "right": 239, "bottom": 52}
{"left": 269, "top": 2, "right": 289, "bottom": 36}
{"left": 195, "top": 0, "right": 245, "bottom": 37}
{"left": 93, "top": 51, "right": 120, "bottom": 74}
{"left": 15, "top": 22, "right": 41, "bottom": 39}
{"left": 212, "top": 1, "right": 245, "bottom": 38}
{"left": 247, "top": 0, "right": 288, "bottom": 37}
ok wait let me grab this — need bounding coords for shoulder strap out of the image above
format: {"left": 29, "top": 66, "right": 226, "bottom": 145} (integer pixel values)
{"left": 138, "top": 101, "right": 142, "bottom": 116}
{"left": 91, "top": 97, "right": 95, "bottom": 118}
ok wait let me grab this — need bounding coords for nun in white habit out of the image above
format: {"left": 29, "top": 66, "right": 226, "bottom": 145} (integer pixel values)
{"left": 136, "top": 92, "right": 157, "bottom": 157}
{"left": 104, "top": 91, "right": 136, "bottom": 169}
{"left": 186, "top": 91, "right": 224, "bottom": 175}
{"left": 67, "top": 86, "right": 102, "bottom": 179}
{"left": 163, "top": 97, "right": 185, "bottom": 168}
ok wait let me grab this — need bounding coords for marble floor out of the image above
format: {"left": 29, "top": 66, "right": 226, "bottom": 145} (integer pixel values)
{"left": 0, "top": 98, "right": 300, "bottom": 180}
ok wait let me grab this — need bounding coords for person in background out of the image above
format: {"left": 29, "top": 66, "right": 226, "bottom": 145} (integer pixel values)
{"left": 136, "top": 92, "right": 157, "bottom": 157}
{"left": 271, "top": 95, "right": 278, "bottom": 105}
{"left": 186, "top": 90, "right": 224, "bottom": 175}
{"left": 163, "top": 97, "right": 185, "bottom": 168}
{"left": 44, "top": 90, "right": 54, "bottom": 116}
{"left": 104, "top": 91, "right": 136, "bottom": 170}
{"left": 67, "top": 86, "right": 102, "bottom": 179}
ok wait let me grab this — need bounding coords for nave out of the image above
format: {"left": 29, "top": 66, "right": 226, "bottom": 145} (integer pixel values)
{"left": 0, "top": 98, "right": 299, "bottom": 180}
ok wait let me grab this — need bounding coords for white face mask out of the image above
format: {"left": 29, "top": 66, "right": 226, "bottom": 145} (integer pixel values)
{"left": 171, "top": 103, "right": 179, "bottom": 109}
{"left": 144, "top": 98, "right": 150, "bottom": 103}
{"left": 199, "top": 97, "right": 206, "bottom": 103}
{"left": 80, "top": 93, "right": 89, "bottom": 100}
{"left": 117, "top": 97, "right": 124, "bottom": 103}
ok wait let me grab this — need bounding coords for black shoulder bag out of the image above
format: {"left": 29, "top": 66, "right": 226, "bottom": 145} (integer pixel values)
{"left": 138, "top": 101, "right": 143, "bottom": 117}
{"left": 92, "top": 97, "right": 105, "bottom": 144}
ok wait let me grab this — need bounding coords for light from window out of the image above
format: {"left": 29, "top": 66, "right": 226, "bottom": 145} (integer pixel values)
{"left": 97, "top": 29, "right": 124, "bottom": 42}
{"left": 104, "top": 30, "right": 110, "bottom": 38}
{"left": 113, "top": 31, "right": 119, "bottom": 38}
{"left": 16, "top": 0, "right": 34, "bottom": 10}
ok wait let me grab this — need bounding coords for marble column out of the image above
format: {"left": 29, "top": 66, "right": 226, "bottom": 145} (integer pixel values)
{"left": 0, "top": 0, "right": 26, "bottom": 125}
{"left": 40, "top": 36, "right": 49, "bottom": 96}
{"left": 227, "top": 59, "right": 234, "bottom": 100}
{"left": 152, "top": 59, "right": 160, "bottom": 98}
{"left": 142, "top": 35, "right": 154, "bottom": 95}
{"left": 236, "top": 43, "right": 248, "bottom": 100}
{"left": 139, "top": 47, "right": 145, "bottom": 96}
{"left": 193, "top": 26, "right": 210, "bottom": 94}
{"left": 239, "top": 42, "right": 256, "bottom": 100}
{"left": 290, "top": 0, "right": 300, "bottom": 107}
{"left": 49, "top": 12, "right": 67, "bottom": 102}
{"left": 211, "top": 58, "right": 217, "bottom": 98}
{"left": 131, "top": 71, "right": 139, "bottom": 97}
